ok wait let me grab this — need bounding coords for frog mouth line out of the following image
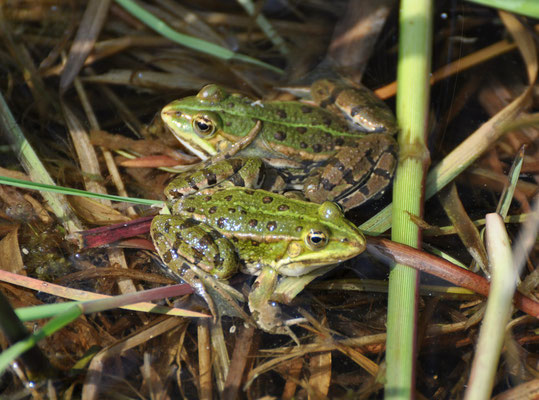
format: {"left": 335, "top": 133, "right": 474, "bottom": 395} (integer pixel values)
{"left": 276, "top": 251, "right": 363, "bottom": 277}
{"left": 170, "top": 132, "right": 212, "bottom": 161}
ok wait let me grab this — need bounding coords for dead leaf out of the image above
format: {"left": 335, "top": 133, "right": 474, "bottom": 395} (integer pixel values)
{"left": 68, "top": 196, "right": 130, "bottom": 225}
{"left": 0, "top": 225, "right": 25, "bottom": 274}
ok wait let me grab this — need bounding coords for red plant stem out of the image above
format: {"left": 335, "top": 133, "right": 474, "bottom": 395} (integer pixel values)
{"left": 70, "top": 216, "right": 154, "bottom": 248}
{"left": 366, "top": 236, "right": 539, "bottom": 317}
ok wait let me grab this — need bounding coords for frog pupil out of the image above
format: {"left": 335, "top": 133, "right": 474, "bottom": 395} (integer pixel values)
{"left": 196, "top": 120, "right": 209, "bottom": 131}
{"left": 307, "top": 230, "right": 327, "bottom": 249}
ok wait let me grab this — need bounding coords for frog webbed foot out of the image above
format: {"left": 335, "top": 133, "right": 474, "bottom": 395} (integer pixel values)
{"left": 247, "top": 267, "right": 305, "bottom": 341}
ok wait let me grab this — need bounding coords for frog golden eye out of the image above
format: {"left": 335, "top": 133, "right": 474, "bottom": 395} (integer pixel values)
{"left": 192, "top": 113, "right": 218, "bottom": 137}
{"left": 305, "top": 228, "right": 329, "bottom": 250}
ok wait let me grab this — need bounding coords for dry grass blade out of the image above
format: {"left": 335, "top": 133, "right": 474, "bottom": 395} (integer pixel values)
{"left": 375, "top": 39, "right": 518, "bottom": 99}
{"left": 424, "top": 11, "right": 538, "bottom": 200}
{"left": 197, "top": 319, "right": 213, "bottom": 400}
{"left": 439, "top": 182, "right": 489, "bottom": 273}
{"left": 492, "top": 378, "right": 539, "bottom": 400}
{"left": 82, "top": 69, "right": 210, "bottom": 90}
{"left": 307, "top": 348, "right": 331, "bottom": 398}
{"left": 222, "top": 325, "right": 255, "bottom": 400}
{"left": 464, "top": 213, "right": 516, "bottom": 399}
{"left": 61, "top": 101, "right": 106, "bottom": 194}
{"left": 82, "top": 317, "right": 185, "bottom": 400}
{"left": 0, "top": 93, "right": 83, "bottom": 233}
{"left": 210, "top": 321, "right": 231, "bottom": 393}
{"left": 60, "top": 0, "right": 112, "bottom": 92}
{"left": 0, "top": 269, "right": 206, "bottom": 317}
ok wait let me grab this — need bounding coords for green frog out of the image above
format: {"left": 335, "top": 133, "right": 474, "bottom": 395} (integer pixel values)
{"left": 150, "top": 158, "right": 366, "bottom": 333}
{"left": 161, "top": 79, "right": 398, "bottom": 211}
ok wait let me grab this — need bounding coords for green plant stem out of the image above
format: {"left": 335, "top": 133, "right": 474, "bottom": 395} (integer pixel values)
{"left": 385, "top": 0, "right": 432, "bottom": 398}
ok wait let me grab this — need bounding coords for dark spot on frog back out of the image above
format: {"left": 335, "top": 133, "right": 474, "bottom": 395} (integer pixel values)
{"left": 262, "top": 196, "right": 273, "bottom": 204}
{"left": 163, "top": 250, "right": 174, "bottom": 263}
{"left": 274, "top": 131, "right": 286, "bottom": 141}
{"left": 198, "top": 233, "right": 213, "bottom": 248}
{"left": 266, "top": 221, "right": 277, "bottom": 231}
{"left": 277, "top": 204, "right": 289, "bottom": 211}
{"left": 276, "top": 109, "right": 287, "bottom": 119}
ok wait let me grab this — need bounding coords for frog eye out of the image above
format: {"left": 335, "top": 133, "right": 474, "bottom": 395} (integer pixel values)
{"left": 305, "top": 228, "right": 329, "bottom": 250}
{"left": 192, "top": 113, "right": 220, "bottom": 137}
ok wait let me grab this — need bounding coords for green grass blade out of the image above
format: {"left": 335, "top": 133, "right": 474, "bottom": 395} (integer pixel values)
{"left": 0, "top": 92, "right": 83, "bottom": 233}
{"left": 114, "top": 0, "right": 283, "bottom": 74}
{"left": 0, "top": 175, "right": 162, "bottom": 206}
{"left": 466, "top": 0, "right": 539, "bottom": 18}
{"left": 15, "top": 302, "right": 84, "bottom": 321}
{"left": 236, "top": 0, "right": 289, "bottom": 56}
{"left": 0, "top": 305, "right": 82, "bottom": 375}
{"left": 496, "top": 146, "right": 525, "bottom": 218}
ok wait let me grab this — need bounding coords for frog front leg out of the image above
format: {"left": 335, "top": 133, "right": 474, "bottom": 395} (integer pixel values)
{"left": 248, "top": 267, "right": 304, "bottom": 338}
{"left": 151, "top": 215, "right": 239, "bottom": 316}
{"left": 303, "top": 133, "right": 398, "bottom": 211}
{"left": 248, "top": 267, "right": 291, "bottom": 335}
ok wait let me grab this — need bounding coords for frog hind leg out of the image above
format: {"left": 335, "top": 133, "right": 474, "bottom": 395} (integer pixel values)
{"left": 151, "top": 215, "right": 240, "bottom": 317}
{"left": 303, "top": 133, "right": 398, "bottom": 211}
{"left": 151, "top": 215, "right": 239, "bottom": 279}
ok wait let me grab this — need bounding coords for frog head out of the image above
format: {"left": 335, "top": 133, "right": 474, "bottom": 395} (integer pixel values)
{"left": 161, "top": 85, "right": 238, "bottom": 160}
{"left": 274, "top": 201, "right": 366, "bottom": 276}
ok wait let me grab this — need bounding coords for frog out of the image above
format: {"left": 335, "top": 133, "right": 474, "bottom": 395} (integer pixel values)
{"left": 150, "top": 157, "right": 366, "bottom": 333}
{"left": 160, "top": 78, "right": 398, "bottom": 211}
